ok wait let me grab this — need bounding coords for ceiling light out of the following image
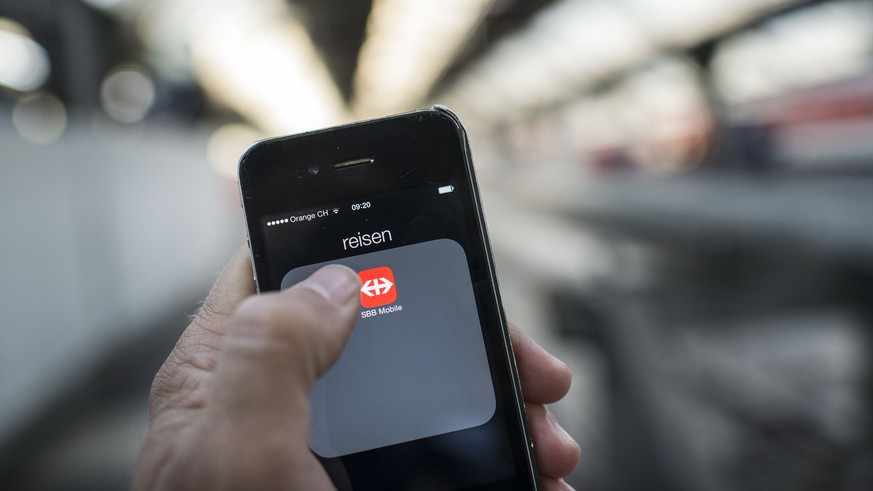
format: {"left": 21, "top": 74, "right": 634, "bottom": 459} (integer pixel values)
{"left": 188, "top": 1, "right": 347, "bottom": 133}
{"left": 439, "top": 0, "right": 809, "bottom": 125}
{"left": 80, "top": 0, "right": 127, "bottom": 10}
{"left": 713, "top": 0, "right": 873, "bottom": 104}
{"left": 0, "top": 19, "right": 50, "bottom": 92}
{"left": 439, "top": 0, "right": 652, "bottom": 124}
{"left": 624, "top": 0, "right": 797, "bottom": 46}
{"left": 352, "top": 0, "right": 494, "bottom": 118}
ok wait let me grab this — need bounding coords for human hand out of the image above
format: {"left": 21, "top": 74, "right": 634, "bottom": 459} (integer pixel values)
{"left": 133, "top": 247, "right": 580, "bottom": 490}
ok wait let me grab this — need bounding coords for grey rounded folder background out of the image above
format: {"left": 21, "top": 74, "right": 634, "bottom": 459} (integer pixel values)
{"left": 281, "top": 238, "right": 496, "bottom": 458}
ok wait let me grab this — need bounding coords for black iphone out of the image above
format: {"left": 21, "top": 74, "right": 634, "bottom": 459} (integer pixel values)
{"left": 238, "top": 106, "right": 539, "bottom": 490}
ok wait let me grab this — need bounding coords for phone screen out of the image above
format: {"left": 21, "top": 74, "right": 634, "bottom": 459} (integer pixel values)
{"left": 241, "top": 109, "right": 537, "bottom": 490}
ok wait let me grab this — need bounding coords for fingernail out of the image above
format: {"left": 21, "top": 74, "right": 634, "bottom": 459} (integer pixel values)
{"left": 296, "top": 265, "right": 359, "bottom": 304}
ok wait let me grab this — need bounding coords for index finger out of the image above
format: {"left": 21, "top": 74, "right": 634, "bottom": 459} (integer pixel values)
{"left": 171, "top": 246, "right": 257, "bottom": 362}
{"left": 191, "top": 246, "right": 257, "bottom": 336}
{"left": 148, "top": 246, "right": 256, "bottom": 416}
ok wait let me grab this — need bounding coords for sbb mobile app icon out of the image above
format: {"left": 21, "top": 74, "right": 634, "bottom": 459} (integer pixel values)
{"left": 358, "top": 266, "right": 396, "bottom": 308}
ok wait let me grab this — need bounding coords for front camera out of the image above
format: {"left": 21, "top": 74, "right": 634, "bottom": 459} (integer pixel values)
{"left": 308, "top": 165, "right": 320, "bottom": 175}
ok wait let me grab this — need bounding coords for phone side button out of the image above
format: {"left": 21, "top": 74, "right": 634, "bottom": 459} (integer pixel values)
{"left": 245, "top": 238, "right": 259, "bottom": 287}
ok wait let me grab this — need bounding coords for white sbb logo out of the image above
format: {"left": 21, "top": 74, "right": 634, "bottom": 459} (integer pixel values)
{"left": 361, "top": 277, "right": 394, "bottom": 297}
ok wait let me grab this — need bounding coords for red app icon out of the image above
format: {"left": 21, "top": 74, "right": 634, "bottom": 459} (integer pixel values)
{"left": 358, "top": 266, "right": 397, "bottom": 308}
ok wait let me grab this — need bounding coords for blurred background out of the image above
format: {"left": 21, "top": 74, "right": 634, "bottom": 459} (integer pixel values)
{"left": 2, "top": 0, "right": 873, "bottom": 489}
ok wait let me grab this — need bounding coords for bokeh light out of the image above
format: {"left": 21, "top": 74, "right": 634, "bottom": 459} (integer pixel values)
{"left": 0, "top": 18, "right": 50, "bottom": 93}
{"left": 99, "top": 64, "right": 156, "bottom": 123}
{"left": 12, "top": 93, "right": 67, "bottom": 145}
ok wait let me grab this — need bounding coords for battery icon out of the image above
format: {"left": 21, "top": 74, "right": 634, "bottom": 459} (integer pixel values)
{"left": 438, "top": 185, "right": 454, "bottom": 194}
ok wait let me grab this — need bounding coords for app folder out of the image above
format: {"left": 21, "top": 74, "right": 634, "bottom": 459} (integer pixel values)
{"left": 281, "top": 239, "right": 496, "bottom": 457}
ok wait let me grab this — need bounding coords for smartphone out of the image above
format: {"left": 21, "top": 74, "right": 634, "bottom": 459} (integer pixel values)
{"left": 238, "top": 106, "right": 539, "bottom": 490}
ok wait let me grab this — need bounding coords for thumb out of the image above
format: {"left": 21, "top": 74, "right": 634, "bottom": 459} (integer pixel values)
{"left": 208, "top": 264, "right": 361, "bottom": 424}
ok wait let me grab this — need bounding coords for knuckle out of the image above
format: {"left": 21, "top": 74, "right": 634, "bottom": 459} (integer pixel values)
{"left": 193, "top": 298, "right": 236, "bottom": 330}
{"left": 148, "top": 368, "right": 175, "bottom": 413}
{"left": 148, "top": 345, "right": 212, "bottom": 417}
{"left": 148, "top": 365, "right": 194, "bottom": 416}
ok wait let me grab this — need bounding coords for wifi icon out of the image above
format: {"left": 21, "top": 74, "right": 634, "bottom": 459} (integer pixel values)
{"left": 332, "top": 208, "right": 340, "bottom": 214}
